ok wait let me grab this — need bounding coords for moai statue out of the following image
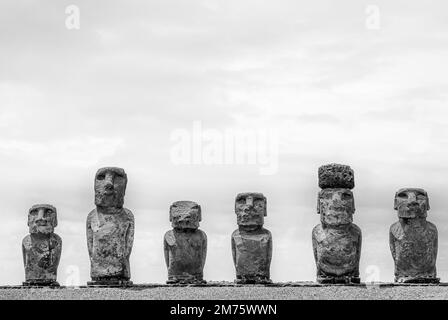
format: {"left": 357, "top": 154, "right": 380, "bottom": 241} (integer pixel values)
{"left": 86, "top": 167, "right": 135, "bottom": 286}
{"left": 312, "top": 164, "right": 362, "bottom": 284}
{"left": 390, "top": 188, "right": 439, "bottom": 283}
{"left": 164, "top": 201, "right": 207, "bottom": 284}
{"left": 231, "top": 192, "right": 272, "bottom": 284}
{"left": 22, "top": 204, "right": 62, "bottom": 287}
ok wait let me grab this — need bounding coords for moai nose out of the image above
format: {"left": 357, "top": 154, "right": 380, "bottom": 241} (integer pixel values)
{"left": 332, "top": 193, "right": 341, "bottom": 202}
{"left": 245, "top": 196, "right": 254, "bottom": 207}
{"left": 180, "top": 214, "right": 190, "bottom": 221}
{"left": 408, "top": 193, "right": 417, "bottom": 203}
{"left": 37, "top": 209, "right": 45, "bottom": 221}
{"left": 104, "top": 173, "right": 115, "bottom": 190}
{"left": 104, "top": 175, "right": 114, "bottom": 190}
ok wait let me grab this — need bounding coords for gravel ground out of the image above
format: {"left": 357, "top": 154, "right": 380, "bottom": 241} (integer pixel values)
{"left": 1, "top": 284, "right": 448, "bottom": 300}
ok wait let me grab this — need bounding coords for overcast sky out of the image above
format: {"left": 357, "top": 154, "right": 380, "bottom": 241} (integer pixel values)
{"left": 1, "top": 0, "right": 448, "bottom": 285}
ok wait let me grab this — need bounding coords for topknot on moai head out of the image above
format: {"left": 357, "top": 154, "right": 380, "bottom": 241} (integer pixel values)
{"left": 28, "top": 204, "right": 58, "bottom": 234}
{"left": 170, "top": 201, "right": 202, "bottom": 230}
{"left": 235, "top": 192, "right": 267, "bottom": 228}
{"left": 318, "top": 164, "right": 354, "bottom": 189}
{"left": 94, "top": 167, "right": 128, "bottom": 208}
{"left": 394, "top": 188, "right": 430, "bottom": 219}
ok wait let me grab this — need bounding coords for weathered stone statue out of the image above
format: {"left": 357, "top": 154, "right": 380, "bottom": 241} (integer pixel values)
{"left": 390, "top": 188, "right": 439, "bottom": 283}
{"left": 164, "top": 201, "right": 207, "bottom": 284}
{"left": 22, "top": 204, "right": 62, "bottom": 287}
{"left": 231, "top": 192, "right": 272, "bottom": 284}
{"left": 312, "top": 164, "right": 362, "bottom": 284}
{"left": 86, "top": 167, "right": 134, "bottom": 286}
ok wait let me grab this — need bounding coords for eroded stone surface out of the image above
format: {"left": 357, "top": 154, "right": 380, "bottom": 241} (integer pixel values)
{"left": 164, "top": 201, "right": 207, "bottom": 284}
{"left": 86, "top": 167, "right": 134, "bottom": 286}
{"left": 313, "top": 165, "right": 361, "bottom": 284}
{"left": 318, "top": 163, "right": 354, "bottom": 189}
{"left": 231, "top": 193, "right": 272, "bottom": 284}
{"left": 390, "top": 188, "right": 439, "bottom": 283}
{"left": 312, "top": 223, "right": 361, "bottom": 284}
{"left": 22, "top": 204, "right": 61, "bottom": 287}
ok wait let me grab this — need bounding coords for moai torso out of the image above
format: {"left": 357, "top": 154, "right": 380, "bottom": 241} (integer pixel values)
{"left": 312, "top": 224, "right": 361, "bottom": 279}
{"left": 390, "top": 188, "right": 439, "bottom": 283}
{"left": 312, "top": 164, "right": 361, "bottom": 284}
{"left": 86, "top": 167, "right": 134, "bottom": 285}
{"left": 231, "top": 193, "right": 272, "bottom": 284}
{"left": 232, "top": 228, "right": 272, "bottom": 281}
{"left": 87, "top": 208, "right": 134, "bottom": 279}
{"left": 164, "top": 201, "right": 207, "bottom": 284}
{"left": 22, "top": 204, "right": 62, "bottom": 286}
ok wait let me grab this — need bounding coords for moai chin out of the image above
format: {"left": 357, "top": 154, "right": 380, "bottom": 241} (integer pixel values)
{"left": 86, "top": 167, "right": 135, "bottom": 286}
{"left": 22, "top": 204, "right": 62, "bottom": 287}
{"left": 390, "top": 188, "right": 439, "bottom": 283}
{"left": 231, "top": 192, "right": 272, "bottom": 284}
{"left": 164, "top": 201, "right": 207, "bottom": 284}
{"left": 312, "top": 164, "right": 362, "bottom": 284}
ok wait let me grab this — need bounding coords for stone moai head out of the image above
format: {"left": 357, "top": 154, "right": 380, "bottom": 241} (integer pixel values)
{"left": 170, "top": 201, "right": 201, "bottom": 230}
{"left": 28, "top": 204, "right": 57, "bottom": 234}
{"left": 394, "top": 188, "right": 430, "bottom": 219}
{"left": 317, "top": 189, "right": 355, "bottom": 225}
{"left": 318, "top": 164, "right": 355, "bottom": 226}
{"left": 94, "top": 167, "right": 127, "bottom": 209}
{"left": 235, "top": 193, "right": 267, "bottom": 229}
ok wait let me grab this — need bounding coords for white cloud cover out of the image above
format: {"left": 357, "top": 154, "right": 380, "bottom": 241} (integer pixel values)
{"left": 1, "top": 0, "right": 448, "bottom": 285}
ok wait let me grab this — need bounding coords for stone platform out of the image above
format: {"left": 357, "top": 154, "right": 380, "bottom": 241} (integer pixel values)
{"left": 1, "top": 282, "right": 448, "bottom": 300}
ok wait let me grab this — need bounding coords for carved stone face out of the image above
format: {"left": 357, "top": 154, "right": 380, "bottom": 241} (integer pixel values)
{"left": 170, "top": 201, "right": 201, "bottom": 230}
{"left": 318, "top": 189, "right": 355, "bottom": 225}
{"left": 28, "top": 204, "right": 57, "bottom": 234}
{"left": 394, "top": 188, "right": 429, "bottom": 219}
{"left": 94, "top": 167, "right": 127, "bottom": 209}
{"left": 235, "top": 193, "right": 267, "bottom": 228}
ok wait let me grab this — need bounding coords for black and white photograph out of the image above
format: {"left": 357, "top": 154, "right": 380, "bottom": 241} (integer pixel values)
{"left": 1, "top": 0, "right": 448, "bottom": 311}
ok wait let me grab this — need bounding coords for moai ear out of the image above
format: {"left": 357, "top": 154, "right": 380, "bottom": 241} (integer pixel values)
{"left": 317, "top": 191, "right": 321, "bottom": 214}
{"left": 169, "top": 205, "right": 174, "bottom": 222}
{"left": 234, "top": 195, "right": 241, "bottom": 214}
{"left": 351, "top": 196, "right": 356, "bottom": 215}
{"left": 27, "top": 207, "right": 35, "bottom": 227}
{"left": 393, "top": 192, "right": 399, "bottom": 211}
{"left": 198, "top": 205, "right": 202, "bottom": 222}
{"left": 53, "top": 211, "right": 58, "bottom": 228}
{"left": 264, "top": 196, "right": 267, "bottom": 217}
{"left": 425, "top": 191, "right": 430, "bottom": 211}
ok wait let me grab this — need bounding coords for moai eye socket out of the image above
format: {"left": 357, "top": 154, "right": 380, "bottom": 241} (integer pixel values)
{"left": 341, "top": 192, "right": 352, "bottom": 200}
{"left": 46, "top": 209, "right": 53, "bottom": 215}
{"left": 416, "top": 193, "right": 426, "bottom": 200}
{"left": 191, "top": 205, "right": 199, "bottom": 210}
{"left": 97, "top": 174, "right": 105, "bottom": 180}
{"left": 321, "top": 191, "right": 332, "bottom": 199}
{"left": 397, "top": 192, "right": 407, "bottom": 198}
{"left": 236, "top": 198, "right": 245, "bottom": 205}
{"left": 115, "top": 174, "right": 125, "bottom": 182}
{"left": 30, "top": 210, "right": 37, "bottom": 216}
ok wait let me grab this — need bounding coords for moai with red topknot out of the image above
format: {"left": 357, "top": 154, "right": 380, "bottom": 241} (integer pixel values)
{"left": 312, "top": 164, "right": 362, "bottom": 284}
